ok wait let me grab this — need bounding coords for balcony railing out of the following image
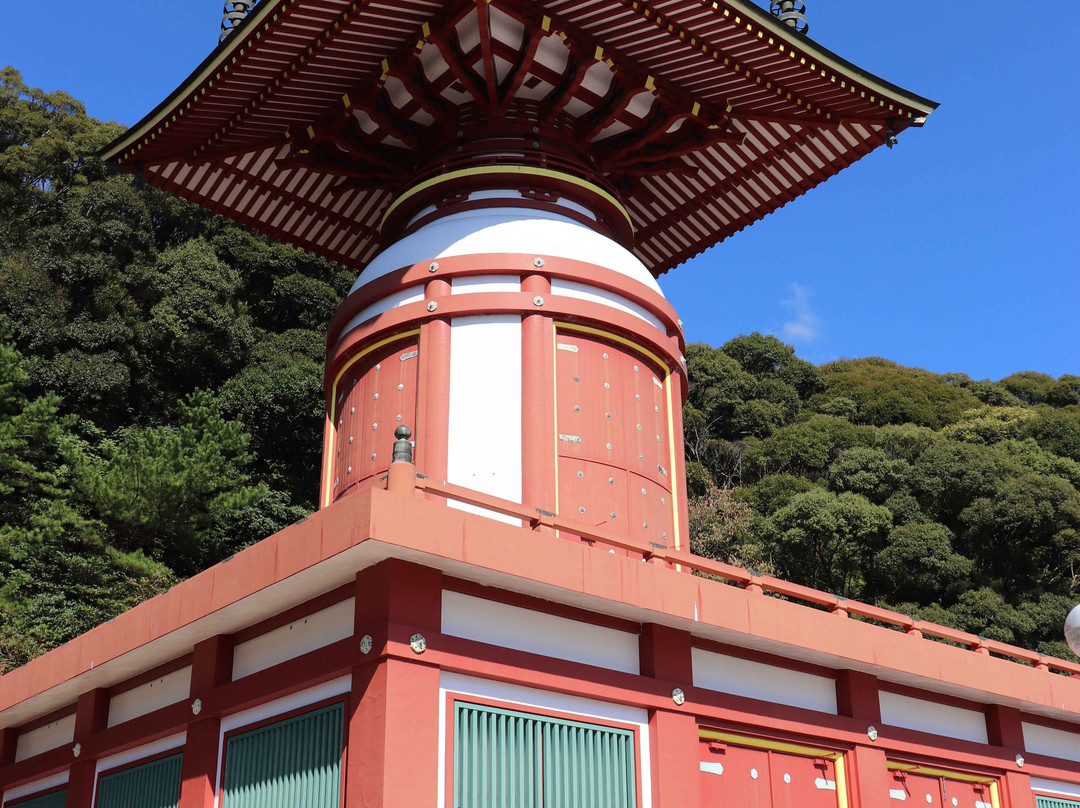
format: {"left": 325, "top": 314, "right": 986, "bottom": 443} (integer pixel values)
{"left": 375, "top": 463, "right": 1080, "bottom": 678}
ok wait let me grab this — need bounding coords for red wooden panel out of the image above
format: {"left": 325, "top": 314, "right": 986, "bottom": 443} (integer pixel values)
{"left": 555, "top": 330, "right": 675, "bottom": 547}
{"left": 769, "top": 751, "right": 839, "bottom": 808}
{"left": 890, "top": 771, "right": 944, "bottom": 807}
{"left": 557, "top": 458, "right": 631, "bottom": 542}
{"left": 942, "top": 778, "right": 992, "bottom": 808}
{"left": 699, "top": 742, "right": 772, "bottom": 808}
{"left": 627, "top": 472, "right": 675, "bottom": 549}
{"left": 333, "top": 338, "right": 419, "bottom": 500}
{"left": 626, "top": 359, "right": 671, "bottom": 488}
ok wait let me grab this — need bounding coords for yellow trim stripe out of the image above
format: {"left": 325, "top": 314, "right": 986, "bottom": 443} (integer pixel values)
{"left": 322, "top": 329, "right": 421, "bottom": 507}
{"left": 382, "top": 166, "right": 634, "bottom": 233}
{"left": 886, "top": 761, "right": 998, "bottom": 785}
{"left": 699, "top": 729, "right": 841, "bottom": 760}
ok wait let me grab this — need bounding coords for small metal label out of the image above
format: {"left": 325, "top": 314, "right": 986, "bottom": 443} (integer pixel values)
{"left": 699, "top": 761, "right": 724, "bottom": 776}
{"left": 400, "top": 350, "right": 418, "bottom": 361}
{"left": 653, "top": 377, "right": 664, "bottom": 389}
{"left": 815, "top": 779, "right": 836, "bottom": 791}
{"left": 557, "top": 343, "right": 579, "bottom": 352}
{"left": 558, "top": 434, "right": 581, "bottom": 444}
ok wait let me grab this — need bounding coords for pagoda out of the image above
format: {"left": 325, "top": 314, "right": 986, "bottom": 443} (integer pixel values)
{"left": 3, "top": 2, "right": 1080, "bottom": 808}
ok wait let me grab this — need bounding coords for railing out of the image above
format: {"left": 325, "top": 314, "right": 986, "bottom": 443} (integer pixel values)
{"left": 383, "top": 468, "right": 1080, "bottom": 678}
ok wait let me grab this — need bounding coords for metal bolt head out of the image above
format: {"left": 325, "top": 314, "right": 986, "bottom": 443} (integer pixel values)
{"left": 360, "top": 634, "right": 373, "bottom": 654}
{"left": 410, "top": 633, "right": 427, "bottom": 654}
{"left": 533, "top": 256, "right": 545, "bottom": 268}
{"left": 428, "top": 261, "right": 439, "bottom": 272}
{"left": 191, "top": 698, "right": 203, "bottom": 716}
{"left": 867, "top": 725, "right": 879, "bottom": 742}
{"left": 426, "top": 300, "right": 438, "bottom": 312}
{"left": 1015, "top": 753, "right": 1025, "bottom": 768}
{"left": 72, "top": 743, "right": 82, "bottom": 758}
{"left": 672, "top": 688, "right": 686, "bottom": 706}
{"left": 533, "top": 295, "right": 545, "bottom": 307}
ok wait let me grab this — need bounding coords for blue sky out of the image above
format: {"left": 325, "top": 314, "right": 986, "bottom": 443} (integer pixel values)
{"left": 3, "top": 2, "right": 1077, "bottom": 380}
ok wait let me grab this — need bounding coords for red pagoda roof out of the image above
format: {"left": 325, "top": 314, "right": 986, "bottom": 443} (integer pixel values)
{"left": 103, "top": 0, "right": 936, "bottom": 275}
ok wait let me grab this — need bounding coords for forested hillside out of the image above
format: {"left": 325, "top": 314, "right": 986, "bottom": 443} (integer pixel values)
{"left": 2, "top": 67, "right": 1079, "bottom": 672}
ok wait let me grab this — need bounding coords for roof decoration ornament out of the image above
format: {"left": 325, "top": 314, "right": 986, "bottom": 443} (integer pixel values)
{"left": 770, "top": 0, "right": 808, "bottom": 35}
{"left": 220, "top": 1, "right": 258, "bottom": 42}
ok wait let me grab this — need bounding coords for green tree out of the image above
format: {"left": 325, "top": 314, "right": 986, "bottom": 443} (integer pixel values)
{"left": 83, "top": 391, "right": 268, "bottom": 577}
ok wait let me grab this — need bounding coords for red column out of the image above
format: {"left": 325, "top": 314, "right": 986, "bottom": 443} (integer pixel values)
{"left": 986, "top": 706, "right": 1033, "bottom": 808}
{"left": 417, "top": 279, "right": 451, "bottom": 483}
{"left": 177, "top": 635, "right": 234, "bottom": 808}
{"left": 836, "top": 670, "right": 887, "bottom": 808}
{"left": 66, "top": 689, "right": 109, "bottom": 808}
{"left": 346, "top": 560, "right": 442, "bottom": 808}
{"left": 639, "top": 624, "right": 700, "bottom": 807}
{"left": 0, "top": 727, "right": 17, "bottom": 770}
{"left": 521, "top": 274, "right": 556, "bottom": 513}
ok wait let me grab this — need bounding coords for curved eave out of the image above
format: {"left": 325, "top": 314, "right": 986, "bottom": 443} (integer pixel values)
{"left": 101, "top": 0, "right": 285, "bottom": 163}
{"left": 103, "top": 0, "right": 937, "bottom": 165}
{"left": 725, "top": 0, "right": 938, "bottom": 116}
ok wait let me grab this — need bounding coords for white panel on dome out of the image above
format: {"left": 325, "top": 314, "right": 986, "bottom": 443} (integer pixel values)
{"left": 447, "top": 315, "right": 521, "bottom": 523}
{"left": 353, "top": 208, "right": 662, "bottom": 295}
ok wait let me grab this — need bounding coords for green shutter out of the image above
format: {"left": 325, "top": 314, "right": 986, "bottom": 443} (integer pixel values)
{"left": 222, "top": 701, "right": 344, "bottom": 808}
{"left": 97, "top": 753, "right": 181, "bottom": 808}
{"left": 1037, "top": 797, "right": 1080, "bottom": 808}
{"left": 6, "top": 790, "right": 65, "bottom": 808}
{"left": 453, "top": 702, "right": 636, "bottom": 808}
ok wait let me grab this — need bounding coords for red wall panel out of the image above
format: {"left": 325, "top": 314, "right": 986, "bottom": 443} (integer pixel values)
{"left": 555, "top": 330, "right": 675, "bottom": 548}
{"left": 699, "top": 739, "right": 840, "bottom": 808}
{"left": 332, "top": 338, "right": 419, "bottom": 501}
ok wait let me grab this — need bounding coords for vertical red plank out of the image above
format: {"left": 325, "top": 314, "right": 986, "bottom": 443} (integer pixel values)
{"left": 418, "top": 278, "right": 451, "bottom": 482}
{"left": 640, "top": 626, "right": 699, "bottom": 808}
{"left": 66, "top": 689, "right": 110, "bottom": 808}
{"left": 1002, "top": 772, "right": 1036, "bottom": 808}
{"left": 346, "top": 560, "right": 441, "bottom": 808}
{"left": 178, "top": 635, "right": 234, "bottom": 808}
{"left": 521, "top": 274, "right": 556, "bottom": 513}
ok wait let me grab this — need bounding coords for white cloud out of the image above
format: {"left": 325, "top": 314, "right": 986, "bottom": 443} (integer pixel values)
{"left": 780, "top": 283, "right": 821, "bottom": 343}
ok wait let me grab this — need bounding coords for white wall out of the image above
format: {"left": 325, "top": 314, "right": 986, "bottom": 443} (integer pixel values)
{"left": 441, "top": 590, "right": 640, "bottom": 674}
{"left": 2, "top": 771, "right": 69, "bottom": 805}
{"left": 1030, "top": 777, "right": 1080, "bottom": 799}
{"left": 14, "top": 713, "right": 76, "bottom": 762}
{"left": 107, "top": 666, "right": 191, "bottom": 728}
{"left": 232, "top": 598, "right": 354, "bottom": 680}
{"left": 1023, "top": 721, "right": 1080, "bottom": 763}
{"left": 880, "top": 691, "right": 988, "bottom": 744}
{"left": 692, "top": 648, "right": 838, "bottom": 714}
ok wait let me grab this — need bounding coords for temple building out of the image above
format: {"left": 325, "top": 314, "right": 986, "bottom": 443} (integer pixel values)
{"left": 2, "top": 1, "right": 1079, "bottom": 806}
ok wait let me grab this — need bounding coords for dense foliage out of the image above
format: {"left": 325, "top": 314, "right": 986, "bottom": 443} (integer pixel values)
{"left": 685, "top": 338, "right": 1080, "bottom": 660}
{"left": 0, "top": 67, "right": 350, "bottom": 670}
{"left": 2, "top": 67, "right": 1077, "bottom": 670}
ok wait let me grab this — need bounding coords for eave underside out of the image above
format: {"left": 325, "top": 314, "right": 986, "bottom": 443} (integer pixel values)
{"left": 106, "top": 0, "right": 936, "bottom": 275}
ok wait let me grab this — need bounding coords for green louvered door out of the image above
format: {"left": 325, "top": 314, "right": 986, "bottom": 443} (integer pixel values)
{"left": 1037, "top": 797, "right": 1080, "bottom": 808}
{"left": 6, "top": 790, "right": 65, "bottom": 808}
{"left": 453, "top": 702, "right": 637, "bottom": 808}
{"left": 97, "top": 753, "right": 181, "bottom": 808}
{"left": 222, "top": 702, "right": 344, "bottom": 808}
